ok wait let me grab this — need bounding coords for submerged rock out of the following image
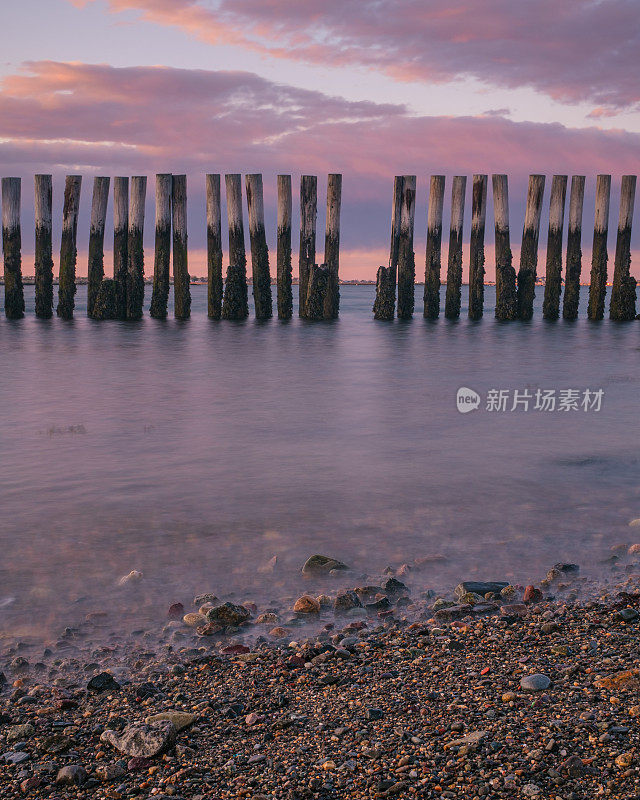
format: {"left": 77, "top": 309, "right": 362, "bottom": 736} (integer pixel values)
{"left": 302, "top": 555, "right": 349, "bottom": 577}
{"left": 293, "top": 595, "right": 321, "bottom": 614}
{"left": 454, "top": 581, "right": 508, "bottom": 599}
{"left": 205, "top": 602, "right": 251, "bottom": 626}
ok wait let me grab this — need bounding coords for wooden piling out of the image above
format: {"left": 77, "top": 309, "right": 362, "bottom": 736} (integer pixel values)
{"left": 396, "top": 175, "right": 417, "bottom": 320}
{"left": 206, "top": 174, "right": 223, "bottom": 320}
{"left": 87, "top": 176, "right": 110, "bottom": 318}
{"left": 305, "top": 264, "right": 329, "bottom": 320}
{"left": 468, "top": 174, "right": 488, "bottom": 321}
{"left": 277, "top": 174, "right": 293, "bottom": 320}
{"left": 113, "top": 176, "right": 129, "bottom": 319}
{"left": 609, "top": 175, "right": 637, "bottom": 321}
{"left": 516, "top": 175, "right": 545, "bottom": 321}
{"left": 172, "top": 174, "right": 190, "bottom": 320}
{"left": 2, "top": 178, "right": 24, "bottom": 320}
{"left": 92, "top": 279, "right": 118, "bottom": 320}
{"left": 150, "top": 174, "right": 172, "bottom": 319}
{"left": 374, "top": 176, "right": 403, "bottom": 320}
{"left": 587, "top": 175, "right": 611, "bottom": 321}
{"left": 126, "top": 176, "right": 146, "bottom": 321}
{"left": 246, "top": 174, "right": 272, "bottom": 320}
{"left": 298, "top": 176, "right": 317, "bottom": 318}
{"left": 562, "top": 176, "right": 585, "bottom": 321}
{"left": 423, "top": 175, "right": 446, "bottom": 319}
{"left": 493, "top": 175, "right": 518, "bottom": 321}
{"left": 323, "top": 174, "right": 342, "bottom": 320}
{"left": 221, "top": 174, "right": 248, "bottom": 320}
{"left": 34, "top": 174, "right": 54, "bottom": 319}
{"left": 444, "top": 176, "right": 467, "bottom": 320}
{"left": 56, "top": 175, "right": 82, "bottom": 320}
{"left": 541, "top": 175, "right": 568, "bottom": 320}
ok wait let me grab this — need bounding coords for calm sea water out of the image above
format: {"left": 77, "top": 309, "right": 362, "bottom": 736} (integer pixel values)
{"left": 1, "top": 284, "right": 639, "bottom": 638}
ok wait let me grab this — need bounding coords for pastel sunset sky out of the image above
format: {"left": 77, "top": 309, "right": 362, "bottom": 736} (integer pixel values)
{"left": 2, "top": 0, "right": 639, "bottom": 279}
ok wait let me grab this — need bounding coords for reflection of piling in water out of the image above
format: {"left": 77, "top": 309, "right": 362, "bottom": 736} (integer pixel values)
{"left": 222, "top": 173, "right": 248, "bottom": 321}
{"left": 150, "top": 174, "right": 172, "bottom": 320}
{"left": 172, "top": 175, "right": 190, "bottom": 321}
{"left": 397, "top": 175, "right": 416, "bottom": 320}
{"left": 562, "top": 176, "right": 585, "bottom": 321}
{"left": 587, "top": 175, "right": 611, "bottom": 321}
{"left": 374, "top": 176, "right": 403, "bottom": 321}
{"left": 323, "top": 174, "right": 342, "bottom": 320}
{"left": 246, "top": 174, "right": 272, "bottom": 320}
{"left": 542, "top": 175, "right": 568, "bottom": 320}
{"left": 444, "top": 176, "right": 466, "bottom": 320}
{"left": 277, "top": 175, "right": 293, "bottom": 320}
{"left": 113, "top": 177, "right": 129, "bottom": 320}
{"left": 517, "top": 174, "right": 545, "bottom": 321}
{"left": 35, "top": 174, "right": 54, "bottom": 319}
{"left": 424, "top": 175, "right": 445, "bottom": 320}
{"left": 87, "top": 176, "right": 109, "bottom": 319}
{"left": 298, "top": 175, "right": 317, "bottom": 319}
{"left": 610, "top": 175, "right": 637, "bottom": 321}
{"left": 493, "top": 175, "right": 517, "bottom": 321}
{"left": 206, "top": 174, "right": 223, "bottom": 320}
{"left": 2, "top": 177, "right": 24, "bottom": 320}
{"left": 468, "top": 174, "right": 488, "bottom": 321}
{"left": 127, "top": 176, "right": 146, "bottom": 321}
{"left": 57, "top": 175, "right": 82, "bottom": 320}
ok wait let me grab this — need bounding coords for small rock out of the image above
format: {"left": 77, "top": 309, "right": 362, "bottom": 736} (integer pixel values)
{"left": 87, "top": 672, "right": 120, "bottom": 692}
{"left": 523, "top": 585, "right": 543, "bottom": 603}
{"left": 193, "top": 593, "right": 218, "bottom": 606}
{"left": 293, "top": 595, "right": 321, "bottom": 614}
{"left": 454, "top": 581, "right": 508, "bottom": 598}
{"left": 206, "top": 602, "right": 251, "bottom": 626}
{"left": 146, "top": 711, "right": 196, "bottom": 732}
{"left": 168, "top": 603, "right": 184, "bottom": 619}
{"left": 522, "top": 784, "right": 542, "bottom": 798}
{"left": 520, "top": 674, "right": 551, "bottom": 692}
{"left": 117, "top": 570, "right": 143, "bottom": 586}
{"left": 302, "top": 555, "right": 349, "bottom": 577}
{"left": 56, "top": 765, "right": 88, "bottom": 786}
{"left": 334, "top": 591, "right": 362, "bottom": 613}
{"left": 183, "top": 612, "right": 207, "bottom": 627}
{"left": 100, "top": 721, "right": 176, "bottom": 758}
{"left": 6, "top": 724, "right": 34, "bottom": 743}
{"left": 618, "top": 607, "right": 639, "bottom": 622}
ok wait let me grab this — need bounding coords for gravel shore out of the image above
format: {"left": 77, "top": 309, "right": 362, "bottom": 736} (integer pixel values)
{"left": 3, "top": 547, "right": 640, "bottom": 799}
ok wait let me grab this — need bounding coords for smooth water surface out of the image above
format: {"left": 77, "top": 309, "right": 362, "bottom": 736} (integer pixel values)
{"left": 1, "top": 284, "right": 639, "bottom": 638}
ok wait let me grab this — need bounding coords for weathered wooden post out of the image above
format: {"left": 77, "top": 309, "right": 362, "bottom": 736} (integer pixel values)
{"left": 246, "top": 174, "right": 272, "bottom": 319}
{"left": 298, "top": 175, "right": 317, "bottom": 318}
{"left": 397, "top": 175, "right": 417, "bottom": 320}
{"left": 374, "top": 176, "right": 403, "bottom": 320}
{"left": 221, "top": 173, "right": 248, "bottom": 320}
{"left": 277, "top": 174, "right": 292, "bottom": 320}
{"left": 206, "top": 174, "right": 223, "bottom": 320}
{"left": 587, "top": 175, "right": 611, "bottom": 321}
{"left": 468, "top": 174, "right": 488, "bottom": 320}
{"left": 126, "top": 176, "right": 146, "bottom": 320}
{"left": 423, "top": 175, "right": 445, "bottom": 319}
{"left": 542, "top": 175, "right": 568, "bottom": 320}
{"left": 113, "top": 176, "right": 129, "bottom": 319}
{"left": 516, "top": 174, "right": 545, "bottom": 321}
{"left": 172, "top": 174, "right": 190, "bottom": 320}
{"left": 562, "top": 176, "right": 585, "bottom": 320}
{"left": 2, "top": 178, "right": 24, "bottom": 320}
{"left": 56, "top": 175, "right": 82, "bottom": 320}
{"left": 493, "top": 175, "right": 517, "bottom": 321}
{"left": 323, "top": 174, "right": 342, "bottom": 319}
{"left": 444, "top": 176, "right": 467, "bottom": 320}
{"left": 150, "top": 174, "right": 172, "bottom": 319}
{"left": 305, "top": 264, "right": 329, "bottom": 320}
{"left": 34, "top": 174, "right": 54, "bottom": 318}
{"left": 610, "top": 175, "right": 637, "bottom": 321}
{"left": 87, "top": 176, "right": 109, "bottom": 318}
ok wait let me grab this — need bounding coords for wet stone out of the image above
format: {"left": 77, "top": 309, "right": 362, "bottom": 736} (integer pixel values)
{"left": 520, "top": 674, "right": 551, "bottom": 692}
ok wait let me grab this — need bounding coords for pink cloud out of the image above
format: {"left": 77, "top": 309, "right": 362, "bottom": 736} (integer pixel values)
{"left": 71, "top": 0, "right": 640, "bottom": 110}
{"left": 1, "top": 61, "right": 639, "bottom": 279}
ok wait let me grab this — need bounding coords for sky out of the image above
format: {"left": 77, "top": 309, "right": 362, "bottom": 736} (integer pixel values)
{"left": 1, "top": 0, "right": 639, "bottom": 279}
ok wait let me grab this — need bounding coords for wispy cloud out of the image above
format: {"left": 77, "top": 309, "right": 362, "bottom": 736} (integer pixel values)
{"left": 70, "top": 0, "right": 640, "bottom": 110}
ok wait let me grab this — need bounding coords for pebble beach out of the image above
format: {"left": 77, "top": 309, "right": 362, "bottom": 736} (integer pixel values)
{"left": 3, "top": 539, "right": 640, "bottom": 799}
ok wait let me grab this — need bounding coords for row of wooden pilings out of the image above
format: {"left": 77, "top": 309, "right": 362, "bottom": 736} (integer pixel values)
{"left": 374, "top": 174, "right": 638, "bottom": 321}
{"left": 1, "top": 173, "right": 342, "bottom": 321}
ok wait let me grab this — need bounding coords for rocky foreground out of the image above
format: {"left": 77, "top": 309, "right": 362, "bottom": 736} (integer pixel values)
{"left": 3, "top": 549, "right": 640, "bottom": 799}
